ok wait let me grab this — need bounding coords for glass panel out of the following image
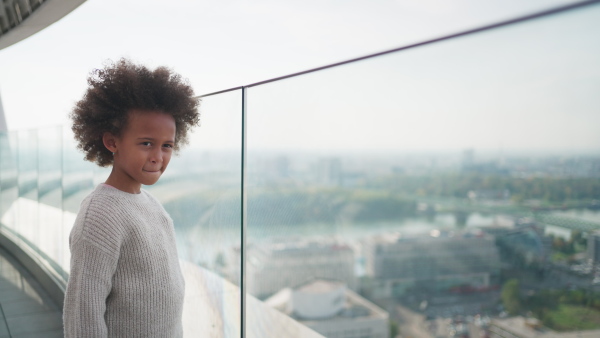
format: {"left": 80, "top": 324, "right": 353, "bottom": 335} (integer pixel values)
{"left": 61, "top": 127, "right": 95, "bottom": 278}
{"left": 0, "top": 131, "right": 18, "bottom": 232}
{"left": 62, "top": 128, "right": 95, "bottom": 215}
{"left": 247, "top": 4, "right": 600, "bottom": 338}
{"left": 37, "top": 126, "right": 65, "bottom": 275}
{"left": 16, "top": 130, "right": 38, "bottom": 252}
{"left": 147, "top": 89, "right": 243, "bottom": 336}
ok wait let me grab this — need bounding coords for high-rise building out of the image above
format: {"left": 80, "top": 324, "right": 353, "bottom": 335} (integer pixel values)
{"left": 316, "top": 157, "right": 343, "bottom": 186}
{"left": 364, "top": 231, "right": 501, "bottom": 299}
{"left": 587, "top": 231, "right": 600, "bottom": 264}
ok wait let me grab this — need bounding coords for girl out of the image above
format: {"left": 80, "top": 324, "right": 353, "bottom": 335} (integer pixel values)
{"left": 63, "top": 59, "right": 200, "bottom": 337}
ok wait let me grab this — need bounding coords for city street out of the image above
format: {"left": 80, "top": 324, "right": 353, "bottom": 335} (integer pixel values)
{"left": 395, "top": 303, "right": 492, "bottom": 338}
{"left": 396, "top": 305, "right": 430, "bottom": 338}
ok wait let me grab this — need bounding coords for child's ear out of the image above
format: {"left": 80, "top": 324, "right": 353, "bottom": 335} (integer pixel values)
{"left": 103, "top": 132, "right": 118, "bottom": 153}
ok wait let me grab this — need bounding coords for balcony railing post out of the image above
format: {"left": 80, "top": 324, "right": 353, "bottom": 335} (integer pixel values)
{"left": 241, "top": 86, "right": 247, "bottom": 338}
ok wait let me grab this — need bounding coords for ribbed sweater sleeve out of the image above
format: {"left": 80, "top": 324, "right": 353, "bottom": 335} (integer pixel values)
{"left": 64, "top": 194, "right": 123, "bottom": 338}
{"left": 64, "top": 243, "right": 117, "bottom": 337}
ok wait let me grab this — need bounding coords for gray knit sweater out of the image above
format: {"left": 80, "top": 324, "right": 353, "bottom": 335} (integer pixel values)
{"left": 64, "top": 184, "right": 185, "bottom": 337}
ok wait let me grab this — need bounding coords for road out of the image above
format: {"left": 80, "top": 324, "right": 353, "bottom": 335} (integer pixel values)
{"left": 396, "top": 305, "right": 432, "bottom": 338}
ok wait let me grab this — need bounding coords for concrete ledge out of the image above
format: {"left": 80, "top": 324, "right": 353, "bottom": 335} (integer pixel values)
{"left": 0, "top": 224, "right": 66, "bottom": 309}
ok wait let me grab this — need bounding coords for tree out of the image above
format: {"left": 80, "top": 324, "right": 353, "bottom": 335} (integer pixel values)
{"left": 389, "top": 320, "right": 400, "bottom": 338}
{"left": 502, "top": 279, "right": 521, "bottom": 315}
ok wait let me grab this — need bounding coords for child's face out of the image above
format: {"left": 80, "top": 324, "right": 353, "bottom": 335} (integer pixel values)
{"left": 106, "top": 110, "right": 176, "bottom": 193}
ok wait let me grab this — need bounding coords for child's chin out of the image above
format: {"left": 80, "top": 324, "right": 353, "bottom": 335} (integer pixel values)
{"left": 141, "top": 171, "right": 163, "bottom": 185}
{"left": 142, "top": 177, "right": 161, "bottom": 186}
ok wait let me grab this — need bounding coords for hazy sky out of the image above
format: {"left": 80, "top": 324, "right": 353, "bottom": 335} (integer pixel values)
{"left": 241, "top": 2, "right": 600, "bottom": 152}
{"left": 0, "top": 0, "right": 580, "bottom": 131}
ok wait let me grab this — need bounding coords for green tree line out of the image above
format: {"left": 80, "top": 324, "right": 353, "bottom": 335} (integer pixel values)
{"left": 374, "top": 173, "right": 600, "bottom": 203}
{"left": 164, "top": 188, "right": 417, "bottom": 228}
{"left": 501, "top": 279, "right": 600, "bottom": 331}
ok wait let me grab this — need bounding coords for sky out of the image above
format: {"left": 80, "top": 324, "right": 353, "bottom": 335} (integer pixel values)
{"left": 0, "top": 0, "right": 598, "bottom": 154}
{"left": 0, "top": 0, "right": 581, "bottom": 130}
{"left": 245, "top": 4, "right": 600, "bottom": 152}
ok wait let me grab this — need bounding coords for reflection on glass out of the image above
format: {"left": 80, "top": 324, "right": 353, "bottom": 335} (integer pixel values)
{"left": 247, "top": 4, "right": 600, "bottom": 338}
{"left": 0, "top": 132, "right": 18, "bottom": 233}
{"left": 61, "top": 128, "right": 97, "bottom": 279}
{"left": 62, "top": 128, "right": 95, "bottom": 215}
{"left": 17, "top": 130, "right": 39, "bottom": 253}
{"left": 147, "top": 89, "right": 243, "bottom": 336}
{"left": 0, "top": 92, "right": 244, "bottom": 336}
{"left": 37, "top": 127, "right": 65, "bottom": 275}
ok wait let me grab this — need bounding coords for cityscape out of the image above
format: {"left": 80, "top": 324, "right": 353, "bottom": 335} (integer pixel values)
{"left": 158, "top": 148, "right": 600, "bottom": 338}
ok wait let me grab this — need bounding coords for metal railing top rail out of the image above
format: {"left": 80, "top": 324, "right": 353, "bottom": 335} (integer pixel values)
{"left": 198, "top": 0, "right": 600, "bottom": 98}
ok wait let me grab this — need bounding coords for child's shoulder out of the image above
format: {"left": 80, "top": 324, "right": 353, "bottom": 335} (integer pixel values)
{"left": 71, "top": 185, "right": 132, "bottom": 249}
{"left": 78, "top": 184, "right": 142, "bottom": 219}
{"left": 80, "top": 184, "right": 165, "bottom": 215}
{"left": 82, "top": 184, "right": 129, "bottom": 207}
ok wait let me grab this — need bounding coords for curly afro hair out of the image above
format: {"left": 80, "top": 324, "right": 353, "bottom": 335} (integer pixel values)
{"left": 71, "top": 58, "right": 200, "bottom": 167}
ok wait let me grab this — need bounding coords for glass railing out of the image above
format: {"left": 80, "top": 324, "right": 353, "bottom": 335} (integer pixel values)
{"left": 1, "top": 1, "right": 600, "bottom": 337}
{"left": 241, "top": 2, "right": 600, "bottom": 337}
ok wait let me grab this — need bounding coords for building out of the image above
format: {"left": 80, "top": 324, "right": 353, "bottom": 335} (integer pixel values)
{"left": 491, "top": 225, "right": 548, "bottom": 266}
{"left": 231, "top": 240, "right": 356, "bottom": 299}
{"left": 364, "top": 231, "right": 501, "bottom": 298}
{"left": 315, "top": 157, "right": 343, "bottom": 186}
{"left": 587, "top": 231, "right": 600, "bottom": 264}
{"left": 266, "top": 279, "right": 389, "bottom": 338}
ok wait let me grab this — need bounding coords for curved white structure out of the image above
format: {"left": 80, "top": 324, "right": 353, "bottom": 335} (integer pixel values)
{"left": 0, "top": 0, "right": 86, "bottom": 50}
{"left": 290, "top": 280, "right": 346, "bottom": 320}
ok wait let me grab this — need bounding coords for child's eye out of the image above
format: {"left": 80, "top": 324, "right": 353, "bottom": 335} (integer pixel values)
{"left": 163, "top": 144, "right": 174, "bottom": 149}
{"left": 141, "top": 142, "right": 152, "bottom": 146}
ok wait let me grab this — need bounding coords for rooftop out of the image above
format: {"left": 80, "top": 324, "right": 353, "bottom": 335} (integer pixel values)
{"left": 266, "top": 279, "right": 388, "bottom": 323}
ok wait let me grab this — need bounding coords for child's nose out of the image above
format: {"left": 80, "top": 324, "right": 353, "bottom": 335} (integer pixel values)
{"left": 149, "top": 148, "right": 162, "bottom": 163}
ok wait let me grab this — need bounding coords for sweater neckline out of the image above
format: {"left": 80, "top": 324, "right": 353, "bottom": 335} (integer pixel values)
{"left": 96, "top": 183, "right": 148, "bottom": 200}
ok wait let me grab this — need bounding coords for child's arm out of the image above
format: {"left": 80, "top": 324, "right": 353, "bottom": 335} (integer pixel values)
{"left": 63, "top": 203, "right": 121, "bottom": 338}
{"left": 63, "top": 239, "right": 118, "bottom": 338}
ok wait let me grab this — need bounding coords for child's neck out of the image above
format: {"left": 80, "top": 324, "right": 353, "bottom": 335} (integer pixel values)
{"left": 105, "top": 172, "right": 142, "bottom": 194}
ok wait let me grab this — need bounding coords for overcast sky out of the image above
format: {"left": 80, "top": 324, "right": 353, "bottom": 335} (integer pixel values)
{"left": 0, "top": 0, "right": 582, "bottom": 131}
